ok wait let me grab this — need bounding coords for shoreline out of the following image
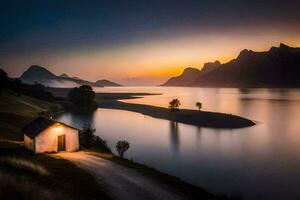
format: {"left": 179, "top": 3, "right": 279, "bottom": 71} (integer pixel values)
{"left": 47, "top": 87, "right": 255, "bottom": 128}
{"left": 97, "top": 98, "right": 255, "bottom": 129}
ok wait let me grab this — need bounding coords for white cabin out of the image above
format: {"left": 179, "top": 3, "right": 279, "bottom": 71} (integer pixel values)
{"left": 22, "top": 117, "right": 79, "bottom": 153}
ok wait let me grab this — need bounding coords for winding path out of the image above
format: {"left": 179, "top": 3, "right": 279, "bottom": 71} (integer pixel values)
{"left": 57, "top": 151, "right": 186, "bottom": 200}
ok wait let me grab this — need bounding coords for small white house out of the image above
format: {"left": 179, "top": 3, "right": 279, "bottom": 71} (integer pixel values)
{"left": 22, "top": 117, "right": 79, "bottom": 153}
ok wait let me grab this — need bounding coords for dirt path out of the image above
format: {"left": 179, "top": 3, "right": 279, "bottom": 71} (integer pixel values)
{"left": 57, "top": 151, "right": 186, "bottom": 200}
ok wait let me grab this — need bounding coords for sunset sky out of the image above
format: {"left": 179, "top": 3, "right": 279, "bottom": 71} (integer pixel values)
{"left": 1, "top": 0, "right": 300, "bottom": 85}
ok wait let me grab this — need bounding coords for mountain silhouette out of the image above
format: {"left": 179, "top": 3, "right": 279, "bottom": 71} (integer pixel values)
{"left": 163, "top": 44, "right": 300, "bottom": 87}
{"left": 59, "top": 73, "right": 70, "bottom": 78}
{"left": 20, "top": 65, "right": 121, "bottom": 87}
{"left": 95, "top": 79, "right": 121, "bottom": 87}
{"left": 161, "top": 61, "right": 221, "bottom": 86}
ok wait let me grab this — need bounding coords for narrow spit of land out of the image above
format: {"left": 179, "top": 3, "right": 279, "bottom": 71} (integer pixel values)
{"left": 47, "top": 88, "right": 255, "bottom": 128}
{"left": 98, "top": 99, "right": 254, "bottom": 128}
{"left": 95, "top": 93, "right": 255, "bottom": 129}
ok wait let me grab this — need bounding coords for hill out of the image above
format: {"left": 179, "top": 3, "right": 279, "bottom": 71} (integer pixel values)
{"left": 161, "top": 61, "right": 221, "bottom": 86}
{"left": 95, "top": 79, "right": 122, "bottom": 86}
{"left": 20, "top": 65, "right": 122, "bottom": 87}
{"left": 0, "top": 90, "right": 62, "bottom": 140}
{"left": 162, "top": 44, "right": 300, "bottom": 88}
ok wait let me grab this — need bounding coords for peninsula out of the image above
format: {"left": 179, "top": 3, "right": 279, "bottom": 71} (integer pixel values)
{"left": 96, "top": 93, "right": 255, "bottom": 129}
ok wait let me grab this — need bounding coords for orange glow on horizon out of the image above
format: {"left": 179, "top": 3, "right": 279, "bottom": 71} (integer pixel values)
{"left": 6, "top": 29, "right": 300, "bottom": 84}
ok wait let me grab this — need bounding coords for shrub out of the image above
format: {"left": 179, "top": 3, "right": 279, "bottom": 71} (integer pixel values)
{"left": 79, "top": 124, "right": 95, "bottom": 149}
{"left": 116, "top": 140, "right": 130, "bottom": 158}
{"left": 93, "top": 136, "right": 111, "bottom": 152}
{"left": 79, "top": 124, "right": 111, "bottom": 152}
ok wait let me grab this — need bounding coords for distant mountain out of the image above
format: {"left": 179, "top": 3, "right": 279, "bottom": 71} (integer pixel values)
{"left": 190, "top": 44, "right": 300, "bottom": 87}
{"left": 161, "top": 67, "right": 200, "bottom": 86}
{"left": 20, "top": 65, "right": 122, "bottom": 88}
{"left": 161, "top": 61, "right": 221, "bottom": 86}
{"left": 200, "top": 61, "right": 221, "bottom": 74}
{"left": 162, "top": 44, "right": 300, "bottom": 88}
{"left": 59, "top": 73, "right": 69, "bottom": 78}
{"left": 95, "top": 79, "right": 121, "bottom": 87}
{"left": 21, "top": 65, "right": 57, "bottom": 82}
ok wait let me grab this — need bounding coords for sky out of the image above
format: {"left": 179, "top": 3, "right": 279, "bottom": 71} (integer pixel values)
{"left": 1, "top": 0, "right": 300, "bottom": 85}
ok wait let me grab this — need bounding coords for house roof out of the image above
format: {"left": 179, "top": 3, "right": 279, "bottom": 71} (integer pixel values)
{"left": 22, "top": 116, "right": 79, "bottom": 138}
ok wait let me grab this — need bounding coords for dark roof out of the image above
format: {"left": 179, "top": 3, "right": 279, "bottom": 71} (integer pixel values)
{"left": 22, "top": 117, "right": 79, "bottom": 138}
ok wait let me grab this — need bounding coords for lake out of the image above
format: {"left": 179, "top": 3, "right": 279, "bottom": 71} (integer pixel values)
{"left": 57, "top": 87, "right": 300, "bottom": 200}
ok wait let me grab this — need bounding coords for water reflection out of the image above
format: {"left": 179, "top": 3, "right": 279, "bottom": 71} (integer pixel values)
{"left": 67, "top": 111, "right": 96, "bottom": 129}
{"left": 169, "top": 121, "right": 180, "bottom": 153}
{"left": 196, "top": 127, "right": 202, "bottom": 147}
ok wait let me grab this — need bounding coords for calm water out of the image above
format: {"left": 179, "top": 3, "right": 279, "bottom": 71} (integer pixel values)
{"left": 57, "top": 87, "right": 300, "bottom": 200}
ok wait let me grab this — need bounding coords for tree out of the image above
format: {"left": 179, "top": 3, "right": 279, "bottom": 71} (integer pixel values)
{"left": 79, "top": 123, "right": 96, "bottom": 148}
{"left": 196, "top": 102, "right": 202, "bottom": 111}
{"left": 169, "top": 98, "right": 181, "bottom": 111}
{"left": 94, "top": 136, "right": 111, "bottom": 152}
{"left": 68, "top": 85, "right": 96, "bottom": 111}
{"left": 0, "top": 69, "right": 8, "bottom": 97}
{"left": 11, "top": 79, "right": 22, "bottom": 96}
{"left": 116, "top": 140, "right": 130, "bottom": 158}
{"left": 78, "top": 123, "right": 111, "bottom": 152}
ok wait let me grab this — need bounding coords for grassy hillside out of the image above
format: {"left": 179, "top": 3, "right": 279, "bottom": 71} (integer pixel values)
{"left": 0, "top": 90, "right": 109, "bottom": 200}
{"left": 0, "top": 89, "right": 60, "bottom": 116}
{"left": 0, "top": 90, "right": 61, "bottom": 140}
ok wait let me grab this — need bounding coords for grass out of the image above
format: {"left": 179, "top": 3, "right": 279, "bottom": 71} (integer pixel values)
{"left": 0, "top": 90, "right": 62, "bottom": 140}
{"left": 0, "top": 90, "right": 110, "bottom": 200}
{"left": 0, "top": 141, "right": 110, "bottom": 200}
{"left": 0, "top": 90, "right": 61, "bottom": 117}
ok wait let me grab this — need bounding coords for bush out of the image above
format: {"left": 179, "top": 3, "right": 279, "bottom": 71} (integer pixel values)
{"left": 79, "top": 124, "right": 95, "bottom": 149}
{"left": 93, "top": 136, "right": 111, "bottom": 152}
{"left": 79, "top": 124, "right": 111, "bottom": 152}
{"left": 116, "top": 140, "right": 130, "bottom": 158}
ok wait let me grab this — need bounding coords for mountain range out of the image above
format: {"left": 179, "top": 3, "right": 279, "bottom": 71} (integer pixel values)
{"left": 162, "top": 44, "right": 300, "bottom": 87}
{"left": 20, "top": 65, "right": 121, "bottom": 87}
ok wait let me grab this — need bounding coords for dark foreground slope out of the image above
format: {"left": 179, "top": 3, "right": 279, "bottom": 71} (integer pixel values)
{"left": 0, "top": 90, "right": 109, "bottom": 200}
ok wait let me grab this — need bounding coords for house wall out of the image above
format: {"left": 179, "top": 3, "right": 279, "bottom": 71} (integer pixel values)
{"left": 35, "top": 124, "right": 79, "bottom": 153}
{"left": 24, "top": 134, "right": 35, "bottom": 151}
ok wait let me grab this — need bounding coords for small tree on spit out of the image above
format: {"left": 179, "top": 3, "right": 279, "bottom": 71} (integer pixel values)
{"left": 196, "top": 102, "right": 202, "bottom": 111}
{"left": 169, "top": 98, "right": 181, "bottom": 111}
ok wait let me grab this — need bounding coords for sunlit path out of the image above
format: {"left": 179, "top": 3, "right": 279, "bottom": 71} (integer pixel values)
{"left": 56, "top": 151, "right": 186, "bottom": 200}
